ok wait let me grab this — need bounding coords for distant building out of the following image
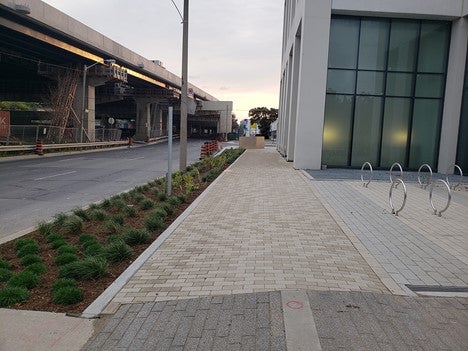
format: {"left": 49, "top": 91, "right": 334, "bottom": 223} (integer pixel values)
{"left": 278, "top": 0, "right": 468, "bottom": 172}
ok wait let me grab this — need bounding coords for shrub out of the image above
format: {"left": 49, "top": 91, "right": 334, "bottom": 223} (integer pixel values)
{"left": 134, "top": 185, "right": 145, "bottom": 193}
{"left": 24, "top": 263, "right": 47, "bottom": 275}
{"left": 17, "top": 243, "right": 40, "bottom": 258}
{"left": 168, "top": 196, "right": 181, "bottom": 206}
{"left": 50, "top": 238, "right": 67, "bottom": 250}
{"left": 160, "top": 202, "right": 174, "bottom": 215}
{"left": 106, "top": 235, "right": 123, "bottom": 244}
{"left": 83, "top": 243, "right": 104, "bottom": 257}
{"left": 46, "top": 233, "right": 64, "bottom": 243}
{"left": 157, "top": 192, "right": 167, "bottom": 201}
{"left": 52, "top": 278, "right": 77, "bottom": 293}
{"left": 53, "top": 213, "right": 69, "bottom": 226}
{"left": 37, "top": 222, "right": 54, "bottom": 236}
{"left": 123, "top": 228, "right": 151, "bottom": 246}
{"left": 20, "top": 254, "right": 42, "bottom": 266}
{"left": 14, "top": 238, "right": 36, "bottom": 251}
{"left": 53, "top": 286, "right": 83, "bottom": 305}
{"left": 0, "top": 268, "right": 13, "bottom": 282}
{"left": 59, "top": 257, "right": 108, "bottom": 280}
{"left": 55, "top": 253, "right": 78, "bottom": 266}
{"left": 0, "top": 260, "right": 11, "bottom": 270}
{"left": 152, "top": 207, "right": 168, "bottom": 219}
{"left": 111, "top": 214, "right": 125, "bottom": 226}
{"left": 73, "top": 208, "right": 90, "bottom": 221}
{"left": 0, "top": 286, "right": 29, "bottom": 307}
{"left": 101, "top": 199, "right": 112, "bottom": 209}
{"left": 145, "top": 213, "right": 165, "bottom": 232}
{"left": 8, "top": 271, "right": 40, "bottom": 289}
{"left": 90, "top": 209, "right": 107, "bottom": 221}
{"left": 120, "top": 192, "right": 130, "bottom": 201}
{"left": 104, "top": 241, "right": 133, "bottom": 263}
{"left": 63, "top": 215, "right": 83, "bottom": 235}
{"left": 139, "top": 198, "right": 155, "bottom": 210}
{"left": 125, "top": 206, "right": 137, "bottom": 217}
{"left": 103, "top": 219, "right": 122, "bottom": 234}
{"left": 88, "top": 203, "right": 100, "bottom": 210}
{"left": 57, "top": 245, "right": 78, "bottom": 255}
{"left": 177, "top": 194, "right": 187, "bottom": 203}
{"left": 111, "top": 198, "right": 127, "bottom": 211}
{"left": 79, "top": 234, "right": 96, "bottom": 245}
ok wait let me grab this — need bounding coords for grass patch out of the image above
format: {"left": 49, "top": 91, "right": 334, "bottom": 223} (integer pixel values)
{"left": 0, "top": 260, "right": 11, "bottom": 270}
{"left": 55, "top": 253, "right": 78, "bottom": 266}
{"left": 46, "top": 233, "right": 65, "bottom": 243}
{"left": 57, "top": 245, "right": 78, "bottom": 255}
{"left": 14, "top": 238, "right": 36, "bottom": 251}
{"left": 103, "top": 220, "right": 122, "bottom": 234}
{"left": 0, "top": 286, "right": 29, "bottom": 307}
{"left": 78, "top": 234, "right": 96, "bottom": 245}
{"left": 50, "top": 238, "right": 67, "bottom": 250}
{"left": 0, "top": 268, "right": 13, "bottom": 282}
{"left": 24, "top": 262, "right": 47, "bottom": 275}
{"left": 20, "top": 254, "right": 42, "bottom": 266}
{"left": 167, "top": 196, "right": 181, "bottom": 206}
{"left": 73, "top": 208, "right": 90, "bottom": 221}
{"left": 157, "top": 192, "right": 167, "bottom": 201}
{"left": 52, "top": 278, "right": 77, "bottom": 293}
{"left": 8, "top": 271, "right": 40, "bottom": 289}
{"left": 144, "top": 213, "right": 165, "bottom": 232}
{"left": 104, "top": 241, "right": 133, "bottom": 263}
{"left": 53, "top": 213, "right": 69, "bottom": 226}
{"left": 83, "top": 243, "right": 104, "bottom": 257}
{"left": 111, "top": 214, "right": 125, "bottom": 226}
{"left": 63, "top": 215, "right": 84, "bottom": 234}
{"left": 16, "top": 243, "right": 40, "bottom": 258}
{"left": 89, "top": 209, "right": 107, "bottom": 221}
{"left": 139, "top": 198, "right": 155, "bottom": 210}
{"left": 37, "top": 222, "right": 54, "bottom": 236}
{"left": 59, "top": 257, "right": 108, "bottom": 280}
{"left": 124, "top": 206, "right": 137, "bottom": 217}
{"left": 123, "top": 228, "right": 151, "bottom": 246}
{"left": 53, "top": 286, "right": 83, "bottom": 305}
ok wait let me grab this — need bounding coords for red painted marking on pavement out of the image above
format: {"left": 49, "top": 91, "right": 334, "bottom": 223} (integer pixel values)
{"left": 286, "top": 300, "right": 304, "bottom": 310}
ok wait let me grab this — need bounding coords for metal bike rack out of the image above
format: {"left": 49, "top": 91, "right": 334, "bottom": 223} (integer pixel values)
{"left": 445, "top": 164, "right": 463, "bottom": 190}
{"left": 389, "top": 162, "right": 403, "bottom": 187}
{"left": 417, "top": 164, "right": 433, "bottom": 189}
{"left": 360, "top": 162, "right": 373, "bottom": 188}
{"left": 429, "top": 179, "right": 452, "bottom": 217}
{"left": 389, "top": 178, "right": 407, "bottom": 216}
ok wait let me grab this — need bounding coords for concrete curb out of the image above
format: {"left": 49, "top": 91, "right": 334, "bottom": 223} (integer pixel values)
{"left": 81, "top": 149, "right": 247, "bottom": 318}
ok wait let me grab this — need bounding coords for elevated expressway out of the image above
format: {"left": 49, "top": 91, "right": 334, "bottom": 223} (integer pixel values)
{"left": 0, "top": 0, "right": 232, "bottom": 141}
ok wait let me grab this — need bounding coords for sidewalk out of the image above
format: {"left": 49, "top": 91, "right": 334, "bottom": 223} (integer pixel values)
{"left": 2, "top": 148, "right": 466, "bottom": 350}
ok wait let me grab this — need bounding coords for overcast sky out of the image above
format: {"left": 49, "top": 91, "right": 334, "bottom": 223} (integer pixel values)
{"left": 42, "top": 0, "right": 284, "bottom": 120}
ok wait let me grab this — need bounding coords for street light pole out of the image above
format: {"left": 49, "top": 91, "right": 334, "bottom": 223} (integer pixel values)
{"left": 179, "top": 0, "right": 189, "bottom": 171}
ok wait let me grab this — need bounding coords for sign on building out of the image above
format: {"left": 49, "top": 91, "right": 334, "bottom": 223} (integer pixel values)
{"left": 0, "top": 111, "right": 10, "bottom": 137}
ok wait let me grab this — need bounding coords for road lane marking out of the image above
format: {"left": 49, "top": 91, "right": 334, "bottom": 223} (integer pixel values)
{"left": 128, "top": 157, "right": 145, "bottom": 160}
{"left": 34, "top": 171, "right": 77, "bottom": 181}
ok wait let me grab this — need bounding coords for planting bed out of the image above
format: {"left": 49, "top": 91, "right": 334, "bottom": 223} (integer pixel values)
{"left": 0, "top": 148, "right": 244, "bottom": 314}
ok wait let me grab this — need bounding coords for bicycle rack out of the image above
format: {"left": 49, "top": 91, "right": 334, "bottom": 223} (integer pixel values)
{"left": 360, "top": 162, "right": 373, "bottom": 188}
{"left": 445, "top": 164, "right": 463, "bottom": 190}
{"left": 389, "top": 178, "right": 407, "bottom": 216}
{"left": 417, "top": 164, "right": 433, "bottom": 189}
{"left": 429, "top": 179, "right": 452, "bottom": 217}
{"left": 389, "top": 162, "right": 403, "bottom": 187}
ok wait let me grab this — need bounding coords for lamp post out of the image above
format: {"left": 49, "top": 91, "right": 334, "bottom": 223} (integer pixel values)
{"left": 179, "top": 0, "right": 189, "bottom": 171}
{"left": 80, "top": 58, "right": 115, "bottom": 143}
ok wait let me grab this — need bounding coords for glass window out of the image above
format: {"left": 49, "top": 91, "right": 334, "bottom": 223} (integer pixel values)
{"left": 357, "top": 71, "right": 385, "bottom": 95}
{"left": 358, "top": 19, "right": 389, "bottom": 70}
{"left": 409, "top": 99, "right": 441, "bottom": 169}
{"left": 326, "top": 70, "right": 356, "bottom": 94}
{"left": 386, "top": 73, "right": 414, "bottom": 96}
{"left": 322, "top": 95, "right": 354, "bottom": 166}
{"left": 328, "top": 18, "right": 360, "bottom": 69}
{"left": 351, "top": 97, "right": 383, "bottom": 166}
{"left": 388, "top": 21, "right": 419, "bottom": 72}
{"left": 415, "top": 74, "right": 445, "bottom": 98}
{"left": 380, "top": 98, "right": 412, "bottom": 167}
{"left": 456, "top": 56, "right": 468, "bottom": 171}
{"left": 418, "top": 22, "right": 450, "bottom": 73}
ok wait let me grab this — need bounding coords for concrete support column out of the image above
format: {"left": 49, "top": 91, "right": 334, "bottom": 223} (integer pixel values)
{"left": 157, "top": 108, "right": 163, "bottom": 136}
{"left": 293, "top": 0, "right": 331, "bottom": 170}
{"left": 135, "top": 100, "right": 151, "bottom": 141}
{"left": 438, "top": 17, "right": 468, "bottom": 172}
{"left": 85, "top": 85, "right": 96, "bottom": 142}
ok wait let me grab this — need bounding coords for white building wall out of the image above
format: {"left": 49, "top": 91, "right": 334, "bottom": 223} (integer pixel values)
{"left": 279, "top": 0, "right": 468, "bottom": 170}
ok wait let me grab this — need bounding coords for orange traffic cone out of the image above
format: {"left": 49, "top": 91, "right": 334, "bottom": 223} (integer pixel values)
{"left": 200, "top": 144, "right": 208, "bottom": 159}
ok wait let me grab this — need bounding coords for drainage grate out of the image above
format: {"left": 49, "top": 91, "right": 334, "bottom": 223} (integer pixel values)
{"left": 406, "top": 285, "right": 468, "bottom": 293}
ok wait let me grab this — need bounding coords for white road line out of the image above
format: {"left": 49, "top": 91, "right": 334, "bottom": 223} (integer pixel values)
{"left": 34, "top": 171, "right": 77, "bottom": 181}
{"left": 128, "top": 157, "right": 145, "bottom": 161}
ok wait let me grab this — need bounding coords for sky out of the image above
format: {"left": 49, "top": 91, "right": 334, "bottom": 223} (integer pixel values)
{"left": 42, "top": 0, "right": 284, "bottom": 120}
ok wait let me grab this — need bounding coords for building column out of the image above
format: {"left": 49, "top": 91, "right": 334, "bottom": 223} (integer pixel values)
{"left": 135, "top": 100, "right": 151, "bottom": 141}
{"left": 438, "top": 17, "right": 468, "bottom": 173}
{"left": 293, "top": 0, "right": 331, "bottom": 170}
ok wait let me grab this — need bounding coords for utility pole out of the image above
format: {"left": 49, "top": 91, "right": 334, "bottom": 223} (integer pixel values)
{"left": 179, "top": 0, "right": 189, "bottom": 171}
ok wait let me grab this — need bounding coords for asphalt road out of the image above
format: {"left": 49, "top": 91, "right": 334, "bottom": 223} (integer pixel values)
{"left": 0, "top": 139, "right": 206, "bottom": 241}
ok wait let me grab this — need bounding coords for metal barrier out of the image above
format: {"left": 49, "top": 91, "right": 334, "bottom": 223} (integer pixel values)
{"left": 417, "top": 164, "right": 433, "bottom": 189}
{"left": 429, "top": 179, "right": 452, "bottom": 217}
{"left": 445, "top": 164, "right": 464, "bottom": 190}
{"left": 389, "top": 162, "right": 403, "bottom": 183}
{"left": 360, "top": 162, "right": 373, "bottom": 188}
{"left": 389, "top": 178, "right": 407, "bottom": 216}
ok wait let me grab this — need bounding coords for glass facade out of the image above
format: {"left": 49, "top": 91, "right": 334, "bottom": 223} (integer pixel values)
{"left": 323, "top": 16, "right": 451, "bottom": 170}
{"left": 456, "top": 54, "right": 468, "bottom": 171}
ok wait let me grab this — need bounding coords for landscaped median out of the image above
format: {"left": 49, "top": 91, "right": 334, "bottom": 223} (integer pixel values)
{"left": 0, "top": 148, "right": 244, "bottom": 314}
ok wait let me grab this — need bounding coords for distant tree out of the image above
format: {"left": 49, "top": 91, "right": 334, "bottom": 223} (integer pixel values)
{"left": 231, "top": 114, "right": 240, "bottom": 132}
{"left": 248, "top": 107, "right": 278, "bottom": 138}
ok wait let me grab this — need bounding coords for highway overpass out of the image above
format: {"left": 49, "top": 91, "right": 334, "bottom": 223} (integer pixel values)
{"left": 0, "top": 0, "right": 233, "bottom": 143}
